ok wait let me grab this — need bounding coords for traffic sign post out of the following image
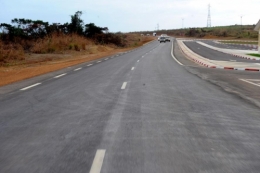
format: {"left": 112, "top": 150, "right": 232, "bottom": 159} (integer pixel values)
{"left": 254, "top": 19, "right": 260, "bottom": 53}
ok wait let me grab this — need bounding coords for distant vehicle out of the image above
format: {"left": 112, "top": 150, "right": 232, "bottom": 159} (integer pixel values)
{"left": 161, "top": 34, "right": 170, "bottom": 42}
{"left": 153, "top": 32, "right": 156, "bottom": 36}
{"left": 158, "top": 37, "right": 166, "bottom": 43}
{"left": 165, "top": 36, "right": 170, "bottom": 42}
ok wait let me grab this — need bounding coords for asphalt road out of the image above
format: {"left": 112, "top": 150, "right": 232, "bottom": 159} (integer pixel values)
{"left": 200, "top": 40, "right": 257, "bottom": 50}
{"left": 184, "top": 41, "right": 257, "bottom": 62}
{"left": 1, "top": 39, "right": 260, "bottom": 173}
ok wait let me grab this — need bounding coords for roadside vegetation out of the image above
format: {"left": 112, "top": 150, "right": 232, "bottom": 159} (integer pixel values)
{"left": 220, "top": 41, "right": 258, "bottom": 45}
{"left": 134, "top": 25, "right": 258, "bottom": 40}
{"left": 247, "top": 53, "right": 260, "bottom": 58}
{"left": 0, "top": 11, "right": 153, "bottom": 67}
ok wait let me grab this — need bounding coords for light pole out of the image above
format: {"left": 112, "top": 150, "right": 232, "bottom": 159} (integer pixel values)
{"left": 240, "top": 15, "right": 244, "bottom": 29}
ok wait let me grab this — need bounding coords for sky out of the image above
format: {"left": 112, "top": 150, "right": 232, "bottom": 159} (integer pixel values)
{"left": 0, "top": 0, "right": 259, "bottom": 32}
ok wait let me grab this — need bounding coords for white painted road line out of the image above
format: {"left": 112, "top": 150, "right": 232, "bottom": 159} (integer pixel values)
{"left": 54, "top": 73, "right": 67, "bottom": 78}
{"left": 87, "top": 64, "right": 93, "bottom": 66}
{"left": 97, "top": 61, "right": 101, "bottom": 63}
{"left": 171, "top": 41, "right": 183, "bottom": 66}
{"left": 131, "top": 67, "right": 135, "bottom": 70}
{"left": 20, "top": 83, "right": 41, "bottom": 91}
{"left": 89, "top": 150, "right": 106, "bottom": 173}
{"left": 74, "top": 67, "right": 82, "bottom": 71}
{"left": 105, "top": 58, "right": 108, "bottom": 60}
{"left": 121, "top": 82, "right": 127, "bottom": 89}
{"left": 137, "top": 60, "right": 140, "bottom": 62}
{"left": 240, "top": 79, "right": 260, "bottom": 87}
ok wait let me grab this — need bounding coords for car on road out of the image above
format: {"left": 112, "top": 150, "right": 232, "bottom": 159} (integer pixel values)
{"left": 161, "top": 34, "right": 170, "bottom": 42}
{"left": 165, "top": 36, "right": 170, "bottom": 42}
{"left": 158, "top": 37, "right": 166, "bottom": 43}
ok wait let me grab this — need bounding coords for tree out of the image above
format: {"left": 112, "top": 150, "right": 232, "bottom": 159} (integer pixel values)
{"left": 68, "top": 11, "right": 84, "bottom": 35}
{"left": 84, "top": 23, "right": 106, "bottom": 37}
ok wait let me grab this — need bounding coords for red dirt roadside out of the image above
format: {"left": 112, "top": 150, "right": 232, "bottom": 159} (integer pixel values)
{"left": 0, "top": 47, "right": 136, "bottom": 87}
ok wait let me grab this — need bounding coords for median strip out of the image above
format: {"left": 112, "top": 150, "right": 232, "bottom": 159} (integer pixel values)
{"left": 20, "top": 83, "right": 41, "bottom": 91}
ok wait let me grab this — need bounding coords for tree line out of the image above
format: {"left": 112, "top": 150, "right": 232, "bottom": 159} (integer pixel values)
{"left": 0, "top": 11, "right": 125, "bottom": 46}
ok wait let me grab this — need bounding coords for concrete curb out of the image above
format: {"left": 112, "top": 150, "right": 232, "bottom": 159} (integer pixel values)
{"left": 177, "top": 39, "right": 260, "bottom": 72}
{"left": 177, "top": 40, "right": 217, "bottom": 68}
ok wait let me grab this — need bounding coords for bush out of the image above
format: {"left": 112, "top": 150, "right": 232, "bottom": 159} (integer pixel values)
{"left": 0, "top": 41, "right": 25, "bottom": 66}
{"left": 30, "top": 33, "right": 92, "bottom": 53}
{"left": 93, "top": 33, "right": 126, "bottom": 47}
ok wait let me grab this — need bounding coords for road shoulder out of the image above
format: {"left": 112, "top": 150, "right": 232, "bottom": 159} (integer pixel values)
{"left": 173, "top": 39, "right": 260, "bottom": 108}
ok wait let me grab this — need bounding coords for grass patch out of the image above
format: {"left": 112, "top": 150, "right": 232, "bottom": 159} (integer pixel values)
{"left": 220, "top": 41, "right": 258, "bottom": 45}
{"left": 247, "top": 53, "right": 260, "bottom": 58}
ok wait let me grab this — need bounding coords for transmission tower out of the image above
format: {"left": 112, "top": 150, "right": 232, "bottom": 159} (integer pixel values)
{"left": 207, "top": 4, "right": 211, "bottom": 27}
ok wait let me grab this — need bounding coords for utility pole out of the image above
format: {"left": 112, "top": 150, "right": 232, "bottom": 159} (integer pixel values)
{"left": 182, "top": 18, "right": 184, "bottom": 29}
{"left": 240, "top": 15, "right": 244, "bottom": 29}
{"left": 207, "top": 4, "right": 211, "bottom": 27}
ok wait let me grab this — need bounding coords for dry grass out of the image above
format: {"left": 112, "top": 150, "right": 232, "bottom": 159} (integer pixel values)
{"left": 30, "top": 33, "right": 93, "bottom": 53}
{"left": 0, "top": 41, "right": 25, "bottom": 66}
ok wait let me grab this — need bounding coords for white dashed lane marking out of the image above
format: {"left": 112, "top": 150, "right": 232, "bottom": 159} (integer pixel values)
{"left": 89, "top": 150, "right": 106, "bottom": 173}
{"left": 87, "top": 64, "right": 93, "bottom": 66}
{"left": 20, "top": 83, "right": 41, "bottom": 91}
{"left": 74, "top": 67, "right": 82, "bottom": 71}
{"left": 54, "top": 73, "right": 66, "bottom": 78}
{"left": 137, "top": 60, "right": 140, "bottom": 62}
{"left": 105, "top": 58, "right": 108, "bottom": 60}
{"left": 131, "top": 67, "right": 135, "bottom": 70}
{"left": 97, "top": 61, "right": 101, "bottom": 63}
{"left": 121, "top": 82, "right": 127, "bottom": 89}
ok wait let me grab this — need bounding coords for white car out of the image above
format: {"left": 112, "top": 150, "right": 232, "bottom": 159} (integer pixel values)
{"left": 158, "top": 37, "right": 166, "bottom": 43}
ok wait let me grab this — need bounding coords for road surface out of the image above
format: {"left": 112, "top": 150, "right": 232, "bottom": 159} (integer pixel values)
{"left": 1, "top": 40, "right": 260, "bottom": 173}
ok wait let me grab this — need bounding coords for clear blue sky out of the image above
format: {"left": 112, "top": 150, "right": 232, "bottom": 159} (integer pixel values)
{"left": 0, "top": 0, "right": 259, "bottom": 32}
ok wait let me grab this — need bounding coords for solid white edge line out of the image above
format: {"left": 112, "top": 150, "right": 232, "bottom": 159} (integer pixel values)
{"left": 87, "top": 64, "right": 93, "bottom": 66}
{"left": 74, "top": 67, "right": 82, "bottom": 71}
{"left": 20, "top": 83, "right": 41, "bottom": 91}
{"left": 121, "top": 82, "right": 127, "bottom": 89}
{"left": 171, "top": 41, "right": 183, "bottom": 66}
{"left": 89, "top": 150, "right": 106, "bottom": 173}
{"left": 240, "top": 79, "right": 260, "bottom": 87}
{"left": 131, "top": 67, "right": 135, "bottom": 70}
{"left": 54, "top": 73, "right": 66, "bottom": 78}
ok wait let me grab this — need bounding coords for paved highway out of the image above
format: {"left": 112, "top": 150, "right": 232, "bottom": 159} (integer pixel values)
{"left": 1, "top": 40, "right": 260, "bottom": 173}
{"left": 200, "top": 40, "right": 257, "bottom": 50}
{"left": 184, "top": 41, "right": 257, "bottom": 62}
